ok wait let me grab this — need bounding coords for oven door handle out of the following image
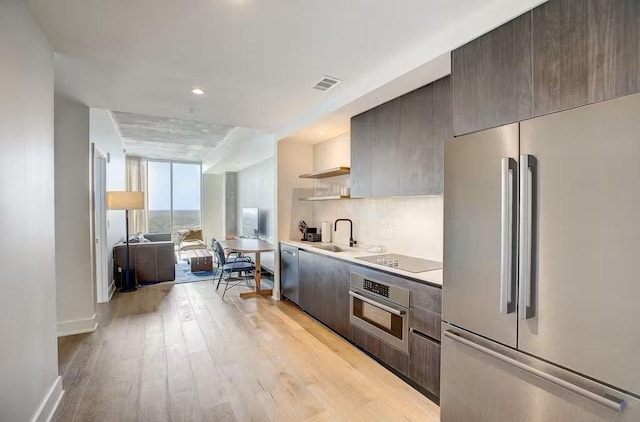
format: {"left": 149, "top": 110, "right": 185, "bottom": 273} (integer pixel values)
{"left": 348, "top": 290, "right": 406, "bottom": 316}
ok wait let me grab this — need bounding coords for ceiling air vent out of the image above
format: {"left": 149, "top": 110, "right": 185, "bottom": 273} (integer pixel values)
{"left": 312, "top": 76, "right": 342, "bottom": 92}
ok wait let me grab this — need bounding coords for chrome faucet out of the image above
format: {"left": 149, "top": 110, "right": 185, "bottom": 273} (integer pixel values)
{"left": 334, "top": 219, "right": 357, "bottom": 247}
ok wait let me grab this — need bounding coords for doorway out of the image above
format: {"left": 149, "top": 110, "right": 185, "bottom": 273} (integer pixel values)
{"left": 93, "top": 147, "right": 109, "bottom": 303}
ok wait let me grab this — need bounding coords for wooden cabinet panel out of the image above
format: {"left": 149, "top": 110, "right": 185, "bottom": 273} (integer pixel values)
{"left": 371, "top": 94, "right": 402, "bottom": 197}
{"left": 409, "top": 281, "right": 442, "bottom": 314}
{"left": 351, "top": 325, "right": 409, "bottom": 376}
{"left": 428, "top": 77, "right": 451, "bottom": 193}
{"left": 298, "top": 250, "right": 351, "bottom": 338}
{"left": 410, "top": 306, "right": 442, "bottom": 342}
{"left": 452, "top": 12, "right": 533, "bottom": 136}
{"left": 350, "top": 77, "right": 449, "bottom": 197}
{"left": 298, "top": 250, "right": 320, "bottom": 318}
{"left": 350, "top": 112, "right": 373, "bottom": 198}
{"left": 532, "top": 0, "right": 640, "bottom": 116}
{"left": 399, "top": 83, "right": 435, "bottom": 196}
{"left": 325, "top": 257, "right": 351, "bottom": 338}
{"left": 409, "top": 331, "right": 441, "bottom": 397}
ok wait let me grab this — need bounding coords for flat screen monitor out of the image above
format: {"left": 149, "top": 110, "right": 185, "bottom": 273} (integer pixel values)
{"left": 241, "top": 207, "right": 259, "bottom": 238}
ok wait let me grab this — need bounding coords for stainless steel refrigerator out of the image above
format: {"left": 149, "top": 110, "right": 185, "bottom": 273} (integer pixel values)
{"left": 441, "top": 92, "right": 640, "bottom": 421}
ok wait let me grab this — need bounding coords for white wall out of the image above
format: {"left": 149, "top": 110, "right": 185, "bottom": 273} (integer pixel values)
{"left": 276, "top": 140, "right": 314, "bottom": 241}
{"left": 0, "top": 1, "right": 62, "bottom": 421}
{"left": 311, "top": 132, "right": 444, "bottom": 261}
{"left": 275, "top": 139, "right": 314, "bottom": 298}
{"left": 54, "top": 95, "right": 98, "bottom": 336}
{"left": 237, "top": 157, "right": 276, "bottom": 242}
{"left": 90, "top": 108, "right": 126, "bottom": 290}
{"left": 313, "top": 132, "right": 351, "bottom": 170}
{"left": 202, "top": 173, "right": 223, "bottom": 244}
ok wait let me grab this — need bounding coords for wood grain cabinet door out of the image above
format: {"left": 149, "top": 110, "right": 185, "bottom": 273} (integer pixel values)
{"left": 298, "top": 250, "right": 351, "bottom": 338}
{"left": 428, "top": 76, "right": 451, "bottom": 194}
{"left": 370, "top": 77, "right": 450, "bottom": 197}
{"left": 350, "top": 112, "right": 374, "bottom": 198}
{"left": 395, "top": 84, "right": 434, "bottom": 196}
{"left": 532, "top": 0, "right": 640, "bottom": 116}
{"left": 298, "top": 250, "right": 321, "bottom": 319}
{"left": 452, "top": 12, "right": 533, "bottom": 136}
{"left": 371, "top": 99, "right": 402, "bottom": 197}
{"left": 409, "top": 330, "right": 441, "bottom": 397}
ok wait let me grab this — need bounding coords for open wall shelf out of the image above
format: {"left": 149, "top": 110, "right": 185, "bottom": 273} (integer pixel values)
{"left": 299, "top": 195, "right": 352, "bottom": 201}
{"left": 299, "top": 166, "right": 350, "bottom": 179}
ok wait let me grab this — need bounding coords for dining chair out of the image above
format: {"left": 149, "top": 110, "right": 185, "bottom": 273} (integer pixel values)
{"left": 212, "top": 241, "right": 255, "bottom": 299}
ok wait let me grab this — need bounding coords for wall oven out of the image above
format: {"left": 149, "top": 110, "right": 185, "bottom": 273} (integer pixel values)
{"left": 349, "top": 272, "right": 410, "bottom": 354}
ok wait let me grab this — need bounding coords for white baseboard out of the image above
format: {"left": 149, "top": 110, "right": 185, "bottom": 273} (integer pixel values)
{"left": 31, "top": 376, "right": 64, "bottom": 422}
{"left": 57, "top": 313, "right": 98, "bottom": 337}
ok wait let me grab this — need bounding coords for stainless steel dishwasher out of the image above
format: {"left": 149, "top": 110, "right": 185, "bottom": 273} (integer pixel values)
{"left": 280, "top": 244, "right": 299, "bottom": 304}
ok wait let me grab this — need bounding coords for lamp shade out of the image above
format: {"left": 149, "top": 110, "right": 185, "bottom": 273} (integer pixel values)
{"left": 106, "top": 191, "right": 144, "bottom": 210}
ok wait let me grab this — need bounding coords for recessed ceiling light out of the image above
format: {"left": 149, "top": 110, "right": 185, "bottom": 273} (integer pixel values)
{"left": 318, "top": 130, "right": 325, "bottom": 134}
{"left": 191, "top": 88, "right": 204, "bottom": 95}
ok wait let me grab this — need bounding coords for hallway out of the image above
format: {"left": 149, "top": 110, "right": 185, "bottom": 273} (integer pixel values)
{"left": 54, "top": 282, "right": 439, "bottom": 422}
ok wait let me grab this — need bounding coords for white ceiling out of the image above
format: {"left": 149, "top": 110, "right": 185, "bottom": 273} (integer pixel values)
{"left": 111, "top": 111, "right": 236, "bottom": 161}
{"left": 26, "top": 0, "right": 546, "bottom": 153}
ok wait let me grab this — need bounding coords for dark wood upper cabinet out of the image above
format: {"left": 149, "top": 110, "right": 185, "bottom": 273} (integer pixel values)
{"left": 428, "top": 77, "right": 450, "bottom": 194}
{"left": 371, "top": 97, "right": 401, "bottom": 197}
{"left": 452, "top": 12, "right": 533, "bottom": 136}
{"left": 532, "top": 0, "right": 640, "bottom": 116}
{"left": 350, "top": 111, "right": 373, "bottom": 198}
{"left": 351, "top": 76, "right": 450, "bottom": 197}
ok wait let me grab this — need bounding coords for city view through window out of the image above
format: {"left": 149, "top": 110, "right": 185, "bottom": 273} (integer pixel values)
{"left": 147, "top": 161, "right": 201, "bottom": 238}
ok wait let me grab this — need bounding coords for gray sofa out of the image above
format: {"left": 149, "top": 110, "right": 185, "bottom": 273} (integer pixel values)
{"left": 113, "top": 233, "right": 175, "bottom": 285}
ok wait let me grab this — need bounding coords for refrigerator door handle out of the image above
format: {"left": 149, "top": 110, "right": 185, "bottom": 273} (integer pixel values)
{"left": 519, "top": 155, "right": 537, "bottom": 320}
{"left": 500, "top": 157, "right": 517, "bottom": 314}
{"left": 443, "top": 330, "right": 625, "bottom": 412}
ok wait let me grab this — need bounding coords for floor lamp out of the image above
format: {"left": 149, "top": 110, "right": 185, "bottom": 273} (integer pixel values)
{"left": 107, "top": 191, "right": 145, "bottom": 292}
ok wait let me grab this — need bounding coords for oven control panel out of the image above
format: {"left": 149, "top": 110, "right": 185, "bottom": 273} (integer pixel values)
{"left": 350, "top": 272, "right": 410, "bottom": 308}
{"left": 363, "top": 279, "right": 390, "bottom": 298}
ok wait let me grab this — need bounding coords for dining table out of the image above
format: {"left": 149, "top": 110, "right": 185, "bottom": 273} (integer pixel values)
{"left": 221, "top": 238, "right": 274, "bottom": 298}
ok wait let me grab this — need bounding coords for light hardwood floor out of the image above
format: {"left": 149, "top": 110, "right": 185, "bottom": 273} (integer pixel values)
{"left": 54, "top": 281, "right": 440, "bottom": 422}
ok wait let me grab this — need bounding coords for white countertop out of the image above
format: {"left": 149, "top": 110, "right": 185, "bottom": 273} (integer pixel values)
{"left": 280, "top": 239, "right": 443, "bottom": 287}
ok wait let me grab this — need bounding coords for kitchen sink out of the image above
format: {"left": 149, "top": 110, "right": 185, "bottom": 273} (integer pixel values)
{"left": 312, "top": 245, "right": 346, "bottom": 253}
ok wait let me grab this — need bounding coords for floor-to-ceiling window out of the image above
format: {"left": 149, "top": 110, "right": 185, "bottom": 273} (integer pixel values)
{"left": 171, "top": 162, "right": 201, "bottom": 235}
{"left": 147, "top": 160, "right": 202, "bottom": 238}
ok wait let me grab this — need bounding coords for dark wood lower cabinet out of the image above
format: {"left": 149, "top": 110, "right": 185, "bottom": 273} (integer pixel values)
{"left": 297, "top": 249, "right": 442, "bottom": 400}
{"left": 410, "top": 306, "right": 442, "bottom": 342}
{"left": 298, "top": 250, "right": 350, "bottom": 338}
{"left": 351, "top": 325, "right": 409, "bottom": 376}
{"left": 409, "top": 330, "right": 441, "bottom": 397}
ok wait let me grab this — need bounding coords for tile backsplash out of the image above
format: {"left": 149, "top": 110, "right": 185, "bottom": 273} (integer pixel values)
{"left": 312, "top": 195, "right": 443, "bottom": 261}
